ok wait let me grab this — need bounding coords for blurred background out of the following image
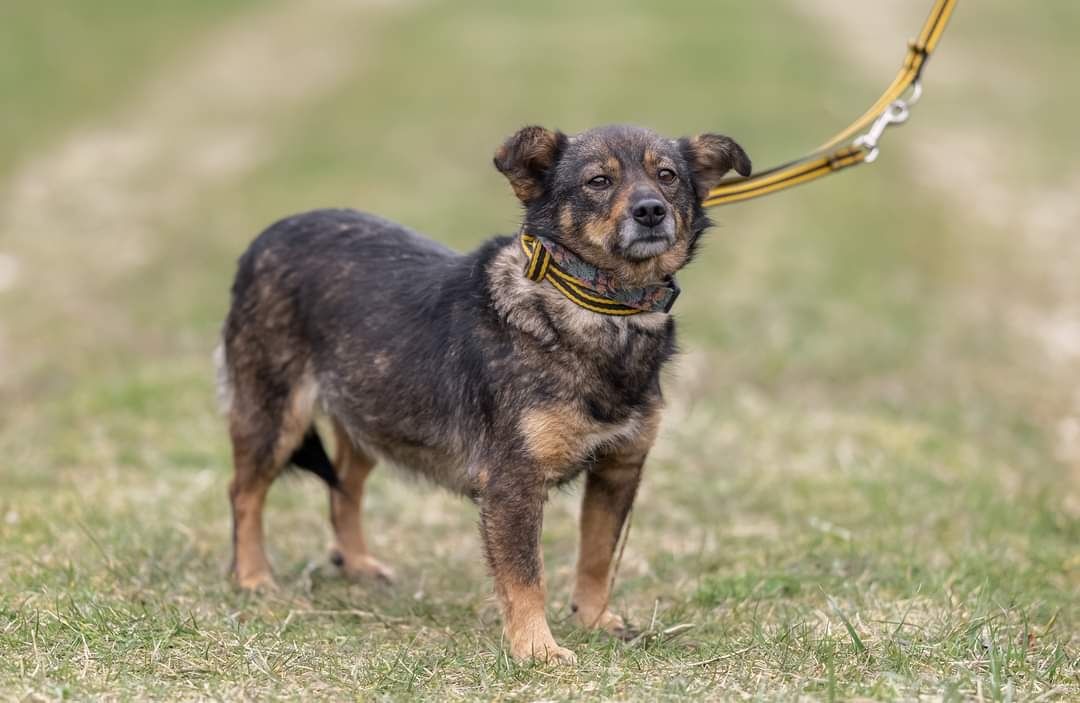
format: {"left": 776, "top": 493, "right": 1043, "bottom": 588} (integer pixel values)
{"left": 1, "top": 1, "right": 1077, "bottom": 699}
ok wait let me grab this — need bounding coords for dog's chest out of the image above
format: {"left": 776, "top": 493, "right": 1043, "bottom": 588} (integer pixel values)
{"left": 561, "top": 417, "right": 646, "bottom": 483}
{"left": 518, "top": 403, "right": 648, "bottom": 485}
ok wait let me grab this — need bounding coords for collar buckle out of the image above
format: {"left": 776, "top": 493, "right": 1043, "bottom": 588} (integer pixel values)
{"left": 662, "top": 279, "right": 681, "bottom": 313}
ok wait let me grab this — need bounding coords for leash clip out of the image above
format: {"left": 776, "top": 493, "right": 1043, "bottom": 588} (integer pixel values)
{"left": 854, "top": 82, "right": 918, "bottom": 163}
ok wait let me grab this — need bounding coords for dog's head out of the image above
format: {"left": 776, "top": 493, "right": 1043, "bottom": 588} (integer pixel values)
{"left": 494, "top": 124, "right": 750, "bottom": 285}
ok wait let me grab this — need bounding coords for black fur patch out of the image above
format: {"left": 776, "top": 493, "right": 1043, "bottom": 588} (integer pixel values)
{"left": 289, "top": 429, "right": 340, "bottom": 490}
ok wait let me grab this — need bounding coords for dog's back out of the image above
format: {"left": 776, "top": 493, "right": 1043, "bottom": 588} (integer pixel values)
{"left": 219, "top": 208, "right": 508, "bottom": 495}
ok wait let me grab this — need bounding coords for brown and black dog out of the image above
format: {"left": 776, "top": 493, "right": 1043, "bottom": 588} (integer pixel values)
{"left": 216, "top": 124, "right": 750, "bottom": 663}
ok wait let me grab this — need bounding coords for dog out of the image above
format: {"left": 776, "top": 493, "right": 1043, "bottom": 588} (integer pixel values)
{"left": 216, "top": 124, "right": 750, "bottom": 663}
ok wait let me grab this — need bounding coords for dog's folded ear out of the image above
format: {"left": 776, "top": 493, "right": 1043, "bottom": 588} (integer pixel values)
{"left": 494, "top": 126, "right": 568, "bottom": 204}
{"left": 678, "top": 134, "right": 752, "bottom": 201}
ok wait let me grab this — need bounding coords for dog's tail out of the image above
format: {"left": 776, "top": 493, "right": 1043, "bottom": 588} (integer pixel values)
{"left": 290, "top": 429, "right": 341, "bottom": 490}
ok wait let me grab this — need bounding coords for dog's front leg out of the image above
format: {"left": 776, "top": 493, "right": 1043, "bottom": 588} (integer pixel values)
{"left": 572, "top": 420, "right": 658, "bottom": 638}
{"left": 479, "top": 473, "right": 576, "bottom": 664}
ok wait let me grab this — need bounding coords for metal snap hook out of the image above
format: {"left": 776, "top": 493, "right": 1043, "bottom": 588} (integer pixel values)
{"left": 854, "top": 98, "right": 913, "bottom": 163}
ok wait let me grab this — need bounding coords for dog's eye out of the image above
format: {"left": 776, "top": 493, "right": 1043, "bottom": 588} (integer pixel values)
{"left": 586, "top": 175, "right": 613, "bottom": 190}
{"left": 657, "top": 168, "right": 677, "bottom": 185}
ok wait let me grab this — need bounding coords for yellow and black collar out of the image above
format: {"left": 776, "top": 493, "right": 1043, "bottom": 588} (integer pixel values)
{"left": 519, "top": 233, "right": 679, "bottom": 316}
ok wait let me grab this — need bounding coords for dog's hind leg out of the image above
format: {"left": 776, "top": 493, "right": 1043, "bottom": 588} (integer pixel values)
{"left": 228, "top": 433, "right": 277, "bottom": 591}
{"left": 226, "top": 365, "right": 319, "bottom": 591}
{"left": 327, "top": 418, "right": 394, "bottom": 582}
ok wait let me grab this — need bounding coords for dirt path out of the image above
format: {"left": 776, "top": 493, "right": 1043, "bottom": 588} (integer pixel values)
{"left": 794, "top": 0, "right": 1080, "bottom": 472}
{"left": 0, "top": 0, "right": 415, "bottom": 391}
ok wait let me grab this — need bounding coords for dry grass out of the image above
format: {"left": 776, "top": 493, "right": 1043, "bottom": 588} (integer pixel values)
{"left": 1, "top": 1, "right": 1077, "bottom": 700}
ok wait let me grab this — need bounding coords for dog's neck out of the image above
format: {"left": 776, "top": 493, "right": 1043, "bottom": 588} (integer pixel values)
{"left": 486, "top": 238, "right": 672, "bottom": 348}
{"left": 518, "top": 232, "right": 680, "bottom": 316}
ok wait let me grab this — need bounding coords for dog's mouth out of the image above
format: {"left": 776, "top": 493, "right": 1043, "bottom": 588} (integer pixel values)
{"left": 622, "top": 234, "right": 675, "bottom": 261}
{"left": 617, "top": 219, "right": 677, "bottom": 262}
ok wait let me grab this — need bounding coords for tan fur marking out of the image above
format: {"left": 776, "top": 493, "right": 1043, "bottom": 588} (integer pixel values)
{"left": 558, "top": 205, "right": 574, "bottom": 237}
{"left": 497, "top": 576, "right": 576, "bottom": 663}
{"left": 329, "top": 419, "right": 393, "bottom": 582}
{"left": 272, "top": 371, "right": 319, "bottom": 467}
{"left": 671, "top": 208, "right": 687, "bottom": 241}
{"left": 470, "top": 465, "right": 491, "bottom": 492}
{"left": 583, "top": 187, "right": 631, "bottom": 250}
{"left": 684, "top": 133, "right": 750, "bottom": 194}
{"left": 520, "top": 405, "right": 644, "bottom": 483}
{"left": 643, "top": 148, "right": 658, "bottom": 174}
{"left": 572, "top": 408, "right": 661, "bottom": 633}
{"left": 227, "top": 366, "right": 326, "bottom": 591}
{"left": 507, "top": 179, "right": 541, "bottom": 203}
{"left": 494, "top": 126, "right": 563, "bottom": 204}
{"left": 573, "top": 499, "right": 624, "bottom": 632}
{"left": 519, "top": 404, "right": 590, "bottom": 471}
{"left": 228, "top": 442, "right": 275, "bottom": 590}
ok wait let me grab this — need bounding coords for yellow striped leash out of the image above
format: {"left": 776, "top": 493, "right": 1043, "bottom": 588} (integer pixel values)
{"left": 704, "top": 0, "right": 958, "bottom": 208}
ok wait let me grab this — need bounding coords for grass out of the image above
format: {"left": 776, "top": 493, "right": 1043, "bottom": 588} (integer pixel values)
{"left": 0, "top": 0, "right": 261, "bottom": 175}
{"left": 1, "top": 0, "right": 1078, "bottom": 700}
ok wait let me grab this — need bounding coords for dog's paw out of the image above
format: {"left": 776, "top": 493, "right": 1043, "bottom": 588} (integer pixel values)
{"left": 330, "top": 550, "right": 395, "bottom": 584}
{"left": 513, "top": 641, "right": 578, "bottom": 665}
{"left": 509, "top": 630, "right": 577, "bottom": 665}
{"left": 538, "top": 644, "right": 578, "bottom": 665}
{"left": 576, "top": 608, "right": 637, "bottom": 640}
{"left": 232, "top": 570, "right": 277, "bottom": 593}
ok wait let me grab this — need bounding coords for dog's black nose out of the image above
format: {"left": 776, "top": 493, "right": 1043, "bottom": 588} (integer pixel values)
{"left": 631, "top": 198, "right": 667, "bottom": 228}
